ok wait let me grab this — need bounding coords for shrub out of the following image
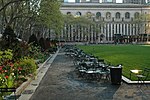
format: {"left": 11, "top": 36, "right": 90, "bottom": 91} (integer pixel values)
{"left": 28, "top": 34, "right": 38, "bottom": 46}
{"left": 0, "top": 49, "right": 13, "bottom": 65}
{"left": 0, "top": 56, "right": 37, "bottom": 88}
{"left": 0, "top": 49, "right": 16, "bottom": 88}
{"left": 13, "top": 41, "right": 30, "bottom": 60}
{"left": 39, "top": 37, "right": 46, "bottom": 51}
{"left": 0, "top": 26, "right": 18, "bottom": 49}
{"left": 0, "top": 64, "right": 15, "bottom": 88}
{"left": 28, "top": 45, "right": 41, "bottom": 58}
{"left": 14, "top": 57, "right": 37, "bottom": 77}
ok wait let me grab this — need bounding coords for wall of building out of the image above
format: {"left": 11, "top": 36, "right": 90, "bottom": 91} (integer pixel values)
{"left": 60, "top": 3, "right": 150, "bottom": 43}
{"left": 123, "top": 0, "right": 146, "bottom": 4}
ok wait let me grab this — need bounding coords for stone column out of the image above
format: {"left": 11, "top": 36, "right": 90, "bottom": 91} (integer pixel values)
{"left": 104, "top": 23, "right": 107, "bottom": 41}
{"left": 114, "top": 23, "right": 116, "bottom": 34}
{"left": 107, "top": 24, "right": 110, "bottom": 41}
{"left": 120, "top": 23, "right": 122, "bottom": 35}
{"left": 129, "top": 24, "right": 131, "bottom": 36}
{"left": 88, "top": 25, "right": 90, "bottom": 42}
{"left": 123, "top": 24, "right": 126, "bottom": 35}
{"left": 110, "top": 24, "right": 113, "bottom": 41}
{"left": 91, "top": 25, "right": 93, "bottom": 43}
{"left": 127, "top": 24, "right": 129, "bottom": 35}
{"left": 71, "top": 25, "right": 74, "bottom": 41}
{"left": 117, "top": 24, "right": 119, "bottom": 34}
{"left": 81, "top": 27, "right": 84, "bottom": 41}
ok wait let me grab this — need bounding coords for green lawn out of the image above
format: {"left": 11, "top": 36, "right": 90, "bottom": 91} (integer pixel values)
{"left": 77, "top": 44, "right": 150, "bottom": 81}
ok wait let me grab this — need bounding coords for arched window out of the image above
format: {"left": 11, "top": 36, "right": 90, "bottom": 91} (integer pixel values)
{"left": 106, "top": 12, "right": 111, "bottom": 19}
{"left": 96, "top": 12, "right": 101, "bottom": 19}
{"left": 86, "top": 12, "right": 92, "bottom": 18}
{"left": 67, "top": 12, "right": 71, "bottom": 15}
{"left": 115, "top": 12, "right": 121, "bottom": 19}
{"left": 76, "top": 12, "right": 82, "bottom": 17}
{"left": 125, "top": 12, "right": 130, "bottom": 19}
{"left": 134, "top": 12, "right": 140, "bottom": 19}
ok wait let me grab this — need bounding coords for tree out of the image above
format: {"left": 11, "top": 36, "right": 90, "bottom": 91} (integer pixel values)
{"left": 0, "top": 0, "right": 41, "bottom": 41}
{"left": 133, "top": 13, "right": 150, "bottom": 42}
{"left": 145, "top": 14, "right": 150, "bottom": 35}
{"left": 63, "top": 14, "right": 104, "bottom": 42}
{"left": 36, "top": 0, "right": 63, "bottom": 38}
{"left": 1, "top": 25, "right": 18, "bottom": 49}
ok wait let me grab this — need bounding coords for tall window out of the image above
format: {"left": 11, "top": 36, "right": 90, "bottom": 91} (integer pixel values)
{"left": 86, "top": 12, "right": 92, "bottom": 18}
{"left": 134, "top": 12, "right": 140, "bottom": 19}
{"left": 67, "top": 12, "right": 71, "bottom": 15}
{"left": 76, "top": 12, "right": 82, "bottom": 17}
{"left": 96, "top": 12, "right": 101, "bottom": 19}
{"left": 106, "top": 12, "right": 111, "bottom": 19}
{"left": 116, "top": 12, "right": 121, "bottom": 19}
{"left": 125, "top": 12, "right": 130, "bottom": 19}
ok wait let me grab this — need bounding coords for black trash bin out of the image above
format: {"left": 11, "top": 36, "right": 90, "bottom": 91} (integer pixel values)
{"left": 110, "top": 66, "right": 122, "bottom": 85}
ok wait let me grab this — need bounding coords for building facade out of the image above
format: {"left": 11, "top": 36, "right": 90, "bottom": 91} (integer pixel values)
{"left": 102, "top": 0, "right": 116, "bottom": 3}
{"left": 60, "top": 2, "right": 150, "bottom": 43}
{"left": 91, "top": 0, "right": 100, "bottom": 3}
{"left": 75, "top": 0, "right": 80, "bottom": 3}
{"left": 123, "top": 0, "right": 146, "bottom": 4}
{"left": 80, "top": 0, "right": 89, "bottom": 3}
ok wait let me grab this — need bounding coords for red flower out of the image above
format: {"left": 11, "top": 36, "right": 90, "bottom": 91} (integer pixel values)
{"left": 0, "top": 66, "right": 2, "bottom": 70}
{"left": 5, "top": 76, "right": 9, "bottom": 79}
{"left": 9, "top": 63, "right": 14, "bottom": 67}
{"left": 18, "top": 67, "right": 22, "bottom": 71}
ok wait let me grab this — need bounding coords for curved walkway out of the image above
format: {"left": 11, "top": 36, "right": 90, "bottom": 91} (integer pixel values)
{"left": 21, "top": 48, "right": 150, "bottom": 100}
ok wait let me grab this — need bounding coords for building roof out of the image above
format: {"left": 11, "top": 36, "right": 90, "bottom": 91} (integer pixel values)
{"left": 61, "top": 3, "right": 150, "bottom": 8}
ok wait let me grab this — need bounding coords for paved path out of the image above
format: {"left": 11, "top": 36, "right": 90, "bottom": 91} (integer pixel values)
{"left": 23, "top": 48, "right": 150, "bottom": 100}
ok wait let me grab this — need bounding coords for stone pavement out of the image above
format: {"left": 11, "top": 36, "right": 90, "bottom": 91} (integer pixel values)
{"left": 19, "top": 50, "right": 59, "bottom": 100}
{"left": 19, "top": 48, "right": 150, "bottom": 100}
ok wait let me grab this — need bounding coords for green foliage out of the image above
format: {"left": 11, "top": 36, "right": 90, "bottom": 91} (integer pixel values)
{"left": 0, "top": 62, "right": 15, "bottom": 88}
{"left": 0, "top": 49, "right": 37, "bottom": 88}
{"left": 28, "top": 44, "right": 50, "bottom": 63}
{"left": 37, "top": 0, "right": 63, "bottom": 34}
{"left": 28, "top": 45, "right": 42, "bottom": 58}
{"left": 0, "top": 50, "right": 15, "bottom": 88}
{"left": 13, "top": 41, "right": 31, "bottom": 59}
{"left": 0, "top": 50, "right": 15, "bottom": 87}
{"left": 63, "top": 15, "right": 94, "bottom": 28}
{"left": 0, "top": 49, "right": 13, "bottom": 65}
{"left": 78, "top": 45, "right": 150, "bottom": 81}
{"left": 15, "top": 57, "right": 37, "bottom": 77}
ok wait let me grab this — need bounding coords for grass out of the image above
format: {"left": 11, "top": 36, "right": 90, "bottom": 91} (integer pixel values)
{"left": 77, "top": 44, "right": 150, "bottom": 81}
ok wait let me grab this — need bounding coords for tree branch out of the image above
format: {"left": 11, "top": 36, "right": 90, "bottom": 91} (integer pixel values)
{"left": 0, "top": 0, "right": 28, "bottom": 12}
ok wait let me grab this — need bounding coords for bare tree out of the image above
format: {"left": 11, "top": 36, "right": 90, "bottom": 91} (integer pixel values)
{"left": 0, "top": 0, "right": 41, "bottom": 41}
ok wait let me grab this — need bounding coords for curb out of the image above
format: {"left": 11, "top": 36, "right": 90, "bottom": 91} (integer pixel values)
{"left": 18, "top": 49, "right": 60, "bottom": 100}
{"left": 15, "top": 55, "right": 52, "bottom": 95}
{"left": 122, "top": 76, "right": 150, "bottom": 84}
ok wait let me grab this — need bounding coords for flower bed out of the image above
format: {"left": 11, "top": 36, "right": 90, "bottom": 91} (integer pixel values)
{"left": 0, "top": 49, "right": 37, "bottom": 98}
{"left": 0, "top": 25, "right": 58, "bottom": 99}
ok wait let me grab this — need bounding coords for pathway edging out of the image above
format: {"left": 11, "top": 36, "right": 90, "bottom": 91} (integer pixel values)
{"left": 16, "top": 49, "right": 59, "bottom": 99}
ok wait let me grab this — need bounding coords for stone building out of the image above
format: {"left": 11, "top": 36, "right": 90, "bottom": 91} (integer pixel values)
{"left": 59, "top": 2, "right": 150, "bottom": 43}
{"left": 123, "top": 0, "right": 146, "bottom": 4}
{"left": 147, "top": 0, "right": 150, "bottom": 3}
{"left": 102, "top": 0, "right": 116, "bottom": 3}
